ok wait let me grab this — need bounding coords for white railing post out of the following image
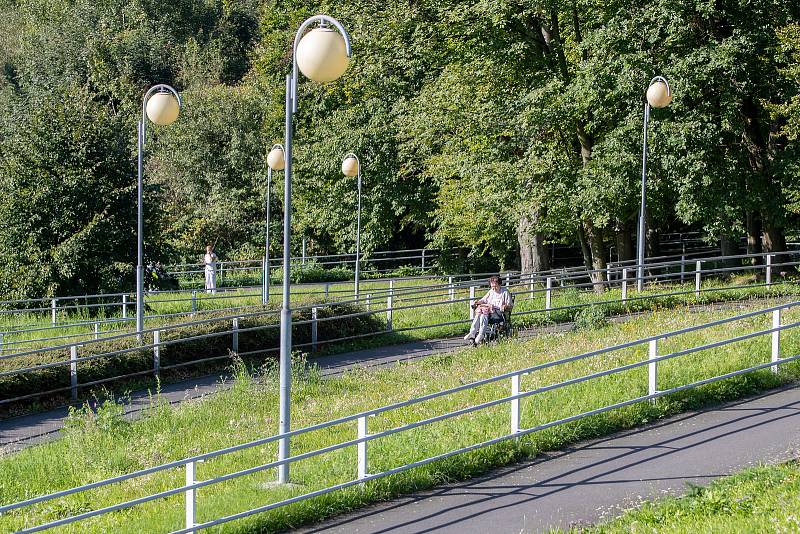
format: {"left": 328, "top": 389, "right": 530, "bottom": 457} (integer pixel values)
{"left": 232, "top": 318, "right": 239, "bottom": 354}
{"left": 324, "top": 283, "right": 330, "bottom": 299}
{"left": 511, "top": 374, "right": 520, "bottom": 434}
{"left": 648, "top": 339, "right": 658, "bottom": 397}
{"left": 622, "top": 268, "right": 628, "bottom": 303}
{"left": 504, "top": 272, "right": 511, "bottom": 288}
{"left": 365, "top": 294, "right": 371, "bottom": 310}
{"left": 680, "top": 255, "right": 686, "bottom": 284}
{"left": 695, "top": 261, "right": 702, "bottom": 298}
{"left": 469, "top": 286, "right": 476, "bottom": 320}
{"left": 70, "top": 345, "right": 78, "bottom": 400}
{"left": 191, "top": 291, "right": 197, "bottom": 315}
{"left": 421, "top": 249, "right": 426, "bottom": 270}
{"left": 153, "top": 330, "right": 161, "bottom": 378}
{"left": 772, "top": 309, "right": 781, "bottom": 374}
{"left": 357, "top": 415, "right": 368, "bottom": 480}
{"left": 93, "top": 323, "right": 99, "bottom": 340}
{"left": 185, "top": 461, "right": 196, "bottom": 534}
{"left": 386, "top": 282, "right": 393, "bottom": 330}
{"left": 766, "top": 254, "right": 773, "bottom": 286}
{"left": 51, "top": 298, "right": 57, "bottom": 325}
{"left": 448, "top": 276, "right": 454, "bottom": 301}
{"left": 528, "top": 273, "right": 535, "bottom": 299}
{"left": 546, "top": 277, "right": 553, "bottom": 312}
{"left": 302, "top": 237, "right": 307, "bottom": 266}
{"left": 122, "top": 294, "right": 128, "bottom": 319}
{"left": 311, "top": 308, "right": 318, "bottom": 352}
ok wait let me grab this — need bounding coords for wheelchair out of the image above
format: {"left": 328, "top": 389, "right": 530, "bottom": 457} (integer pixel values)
{"left": 484, "top": 293, "right": 515, "bottom": 342}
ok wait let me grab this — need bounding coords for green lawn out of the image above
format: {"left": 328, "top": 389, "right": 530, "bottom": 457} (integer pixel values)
{"left": 571, "top": 461, "right": 800, "bottom": 533}
{"left": 1, "top": 299, "right": 799, "bottom": 532}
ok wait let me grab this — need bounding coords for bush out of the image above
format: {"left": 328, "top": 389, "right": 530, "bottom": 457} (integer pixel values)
{"left": 271, "top": 261, "right": 353, "bottom": 284}
{"left": 0, "top": 303, "right": 384, "bottom": 414}
{"left": 573, "top": 305, "right": 608, "bottom": 330}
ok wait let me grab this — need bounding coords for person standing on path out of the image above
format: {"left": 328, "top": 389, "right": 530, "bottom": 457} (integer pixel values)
{"left": 204, "top": 245, "right": 218, "bottom": 294}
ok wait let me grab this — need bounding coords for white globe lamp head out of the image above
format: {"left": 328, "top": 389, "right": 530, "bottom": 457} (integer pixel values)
{"left": 296, "top": 27, "right": 350, "bottom": 83}
{"left": 646, "top": 80, "right": 672, "bottom": 108}
{"left": 146, "top": 91, "right": 180, "bottom": 125}
{"left": 342, "top": 156, "right": 359, "bottom": 177}
{"left": 267, "top": 147, "right": 285, "bottom": 170}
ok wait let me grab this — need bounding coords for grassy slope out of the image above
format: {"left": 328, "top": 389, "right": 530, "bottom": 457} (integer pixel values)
{"left": 1, "top": 299, "right": 800, "bottom": 532}
{"left": 571, "top": 461, "right": 800, "bottom": 533}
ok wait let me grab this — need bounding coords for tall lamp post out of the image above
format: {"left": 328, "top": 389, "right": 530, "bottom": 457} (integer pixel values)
{"left": 342, "top": 153, "right": 361, "bottom": 298}
{"left": 263, "top": 144, "right": 285, "bottom": 305}
{"left": 637, "top": 76, "right": 672, "bottom": 292}
{"left": 278, "top": 15, "right": 352, "bottom": 483}
{"left": 136, "top": 85, "right": 181, "bottom": 338}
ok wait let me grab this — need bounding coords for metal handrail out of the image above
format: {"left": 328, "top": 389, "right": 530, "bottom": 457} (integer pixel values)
{"left": 2, "top": 300, "right": 796, "bottom": 533}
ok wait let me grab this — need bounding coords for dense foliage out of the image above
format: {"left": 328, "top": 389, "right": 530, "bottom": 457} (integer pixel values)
{"left": 0, "top": 0, "right": 798, "bottom": 299}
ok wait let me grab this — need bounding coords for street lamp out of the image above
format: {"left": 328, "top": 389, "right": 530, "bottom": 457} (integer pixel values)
{"left": 136, "top": 85, "right": 181, "bottom": 338}
{"left": 342, "top": 153, "right": 361, "bottom": 298}
{"left": 637, "top": 76, "right": 672, "bottom": 292}
{"left": 278, "top": 15, "right": 352, "bottom": 483}
{"left": 263, "top": 144, "right": 285, "bottom": 305}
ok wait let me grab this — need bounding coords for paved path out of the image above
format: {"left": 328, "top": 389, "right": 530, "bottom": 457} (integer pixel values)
{"left": 300, "top": 385, "right": 800, "bottom": 533}
{"left": 0, "top": 324, "right": 570, "bottom": 453}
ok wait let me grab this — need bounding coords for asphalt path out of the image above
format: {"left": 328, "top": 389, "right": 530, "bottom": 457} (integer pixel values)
{"left": 300, "top": 384, "right": 800, "bottom": 533}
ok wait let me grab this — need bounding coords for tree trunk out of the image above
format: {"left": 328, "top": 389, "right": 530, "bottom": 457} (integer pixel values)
{"left": 517, "top": 209, "right": 550, "bottom": 274}
{"left": 746, "top": 211, "right": 762, "bottom": 265}
{"left": 615, "top": 220, "right": 635, "bottom": 262}
{"left": 720, "top": 234, "right": 738, "bottom": 269}
{"left": 585, "top": 221, "right": 607, "bottom": 293}
{"left": 763, "top": 223, "right": 787, "bottom": 253}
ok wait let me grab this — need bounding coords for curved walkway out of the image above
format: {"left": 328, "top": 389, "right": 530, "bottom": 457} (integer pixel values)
{"left": 300, "top": 384, "right": 800, "bottom": 533}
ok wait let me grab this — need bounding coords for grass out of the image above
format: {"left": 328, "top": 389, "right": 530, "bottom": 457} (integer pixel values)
{"left": 1, "top": 299, "right": 799, "bottom": 532}
{"left": 569, "top": 460, "right": 800, "bottom": 533}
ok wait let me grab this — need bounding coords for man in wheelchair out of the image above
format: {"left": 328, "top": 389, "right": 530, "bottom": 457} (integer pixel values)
{"left": 464, "top": 275, "right": 513, "bottom": 346}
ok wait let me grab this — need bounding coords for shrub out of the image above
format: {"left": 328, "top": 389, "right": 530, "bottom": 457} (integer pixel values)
{"left": 573, "top": 305, "right": 608, "bottom": 330}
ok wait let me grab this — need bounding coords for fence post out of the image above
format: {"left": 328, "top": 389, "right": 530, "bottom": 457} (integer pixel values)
{"left": 421, "top": 249, "right": 426, "bottom": 270}
{"left": 448, "top": 276, "right": 454, "bottom": 301}
{"left": 528, "top": 273, "right": 535, "bottom": 299}
{"left": 648, "top": 339, "right": 658, "bottom": 397}
{"left": 0, "top": 333, "right": 3, "bottom": 354}
{"left": 680, "top": 255, "right": 686, "bottom": 284}
{"left": 772, "top": 309, "right": 781, "bottom": 374}
{"left": 94, "top": 323, "right": 100, "bottom": 340}
{"left": 70, "top": 345, "right": 78, "bottom": 401}
{"left": 695, "top": 261, "right": 702, "bottom": 298}
{"left": 191, "top": 291, "right": 197, "bottom": 315}
{"left": 469, "top": 286, "right": 476, "bottom": 320}
{"left": 154, "top": 330, "right": 161, "bottom": 378}
{"left": 386, "top": 281, "right": 394, "bottom": 330}
{"left": 766, "top": 254, "right": 773, "bottom": 286}
{"left": 51, "top": 298, "right": 57, "bottom": 325}
{"left": 545, "top": 277, "right": 553, "bottom": 312}
{"left": 511, "top": 374, "right": 520, "bottom": 434}
{"left": 232, "top": 318, "right": 239, "bottom": 354}
{"left": 302, "top": 237, "right": 307, "bottom": 266}
{"left": 122, "top": 294, "right": 128, "bottom": 319}
{"left": 504, "top": 272, "right": 511, "bottom": 288}
{"left": 324, "top": 283, "right": 330, "bottom": 299}
{"left": 357, "top": 415, "right": 368, "bottom": 480}
{"left": 185, "top": 461, "right": 196, "bottom": 534}
{"left": 311, "top": 308, "right": 318, "bottom": 352}
{"left": 621, "top": 268, "right": 628, "bottom": 303}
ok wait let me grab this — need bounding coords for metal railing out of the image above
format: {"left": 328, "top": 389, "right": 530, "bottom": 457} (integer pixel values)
{"left": 0, "top": 250, "right": 798, "bottom": 409}
{"left": 1, "top": 298, "right": 797, "bottom": 532}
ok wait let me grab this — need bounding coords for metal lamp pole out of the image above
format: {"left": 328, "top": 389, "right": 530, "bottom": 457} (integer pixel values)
{"left": 637, "top": 76, "right": 672, "bottom": 292}
{"left": 136, "top": 84, "right": 181, "bottom": 339}
{"left": 342, "top": 153, "right": 361, "bottom": 298}
{"left": 278, "top": 15, "right": 352, "bottom": 483}
{"left": 264, "top": 144, "right": 285, "bottom": 305}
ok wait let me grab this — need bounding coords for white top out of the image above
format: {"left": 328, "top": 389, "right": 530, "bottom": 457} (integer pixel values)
{"left": 480, "top": 287, "right": 512, "bottom": 311}
{"left": 204, "top": 253, "right": 217, "bottom": 272}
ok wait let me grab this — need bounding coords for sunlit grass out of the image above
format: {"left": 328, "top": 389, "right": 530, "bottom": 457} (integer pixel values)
{"left": 1, "top": 300, "right": 798, "bottom": 532}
